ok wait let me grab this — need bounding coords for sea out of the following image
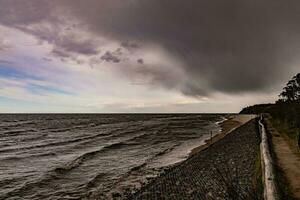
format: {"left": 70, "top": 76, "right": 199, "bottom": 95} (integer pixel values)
{"left": 0, "top": 114, "right": 228, "bottom": 200}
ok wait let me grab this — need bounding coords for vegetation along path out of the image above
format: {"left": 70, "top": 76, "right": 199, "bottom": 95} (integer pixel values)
{"left": 265, "top": 118, "right": 300, "bottom": 199}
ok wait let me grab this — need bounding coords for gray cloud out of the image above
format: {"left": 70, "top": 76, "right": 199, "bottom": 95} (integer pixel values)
{"left": 121, "top": 41, "right": 140, "bottom": 51}
{"left": 42, "top": 57, "right": 52, "bottom": 62}
{"left": 0, "top": 1, "right": 54, "bottom": 26}
{"left": 100, "top": 51, "right": 121, "bottom": 63}
{"left": 0, "top": 0, "right": 100, "bottom": 60}
{"left": 18, "top": 24, "right": 100, "bottom": 59}
{"left": 58, "top": 37, "right": 99, "bottom": 56}
{"left": 0, "top": 45, "right": 7, "bottom": 52}
{"left": 1, "top": 0, "right": 300, "bottom": 96}
{"left": 51, "top": 48, "right": 71, "bottom": 59}
{"left": 0, "top": 38, "right": 12, "bottom": 52}
{"left": 0, "top": 59, "right": 14, "bottom": 65}
{"left": 137, "top": 59, "right": 144, "bottom": 64}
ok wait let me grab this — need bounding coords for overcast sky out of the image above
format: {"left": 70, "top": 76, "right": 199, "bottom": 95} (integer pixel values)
{"left": 0, "top": 0, "right": 299, "bottom": 113}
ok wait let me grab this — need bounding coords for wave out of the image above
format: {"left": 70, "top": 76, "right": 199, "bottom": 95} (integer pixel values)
{"left": 52, "top": 128, "right": 157, "bottom": 174}
{"left": 53, "top": 141, "right": 138, "bottom": 174}
{"left": 0, "top": 121, "right": 37, "bottom": 128}
{"left": 71, "top": 123, "right": 162, "bottom": 149}
{"left": 0, "top": 173, "right": 63, "bottom": 199}
{"left": 48, "top": 128, "right": 74, "bottom": 133}
{"left": 0, "top": 121, "right": 154, "bottom": 154}
{"left": 18, "top": 134, "right": 48, "bottom": 142}
{"left": 0, "top": 128, "right": 121, "bottom": 154}
{"left": 0, "top": 177, "right": 24, "bottom": 189}
{"left": 125, "top": 143, "right": 180, "bottom": 175}
{"left": 0, "top": 152, "right": 57, "bottom": 162}
{"left": 0, "top": 121, "right": 163, "bottom": 154}
{"left": 215, "top": 116, "right": 228, "bottom": 125}
{"left": 103, "top": 143, "right": 181, "bottom": 197}
{"left": 85, "top": 172, "right": 109, "bottom": 189}
{"left": 0, "top": 130, "right": 28, "bottom": 136}
{"left": 0, "top": 114, "right": 225, "bottom": 199}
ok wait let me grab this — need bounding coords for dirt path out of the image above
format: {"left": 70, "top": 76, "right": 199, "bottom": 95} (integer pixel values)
{"left": 265, "top": 119, "right": 300, "bottom": 199}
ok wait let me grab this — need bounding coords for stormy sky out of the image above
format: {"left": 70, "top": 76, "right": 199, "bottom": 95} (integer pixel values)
{"left": 0, "top": 0, "right": 299, "bottom": 112}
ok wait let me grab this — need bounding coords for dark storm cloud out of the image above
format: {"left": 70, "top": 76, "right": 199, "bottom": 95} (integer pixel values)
{"left": 0, "top": 0, "right": 100, "bottom": 59}
{"left": 51, "top": 48, "right": 71, "bottom": 59}
{"left": 137, "top": 59, "right": 144, "bottom": 65}
{"left": 1, "top": 0, "right": 300, "bottom": 96}
{"left": 17, "top": 24, "right": 100, "bottom": 58}
{"left": 0, "top": 1, "right": 53, "bottom": 26}
{"left": 100, "top": 51, "right": 121, "bottom": 63}
{"left": 121, "top": 41, "right": 140, "bottom": 51}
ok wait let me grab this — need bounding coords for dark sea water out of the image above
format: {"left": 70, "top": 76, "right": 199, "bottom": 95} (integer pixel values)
{"left": 0, "top": 114, "right": 227, "bottom": 200}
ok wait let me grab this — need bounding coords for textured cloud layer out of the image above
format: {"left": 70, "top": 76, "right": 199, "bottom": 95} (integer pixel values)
{"left": 1, "top": 0, "right": 299, "bottom": 97}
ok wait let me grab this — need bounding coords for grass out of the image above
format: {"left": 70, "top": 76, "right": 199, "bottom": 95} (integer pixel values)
{"left": 270, "top": 118, "right": 300, "bottom": 157}
{"left": 271, "top": 119, "right": 297, "bottom": 140}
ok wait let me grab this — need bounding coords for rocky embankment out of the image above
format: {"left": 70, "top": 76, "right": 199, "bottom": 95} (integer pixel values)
{"left": 129, "top": 119, "right": 262, "bottom": 200}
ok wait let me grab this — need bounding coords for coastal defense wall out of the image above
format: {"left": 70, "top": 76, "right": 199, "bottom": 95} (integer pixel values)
{"left": 259, "top": 116, "right": 280, "bottom": 200}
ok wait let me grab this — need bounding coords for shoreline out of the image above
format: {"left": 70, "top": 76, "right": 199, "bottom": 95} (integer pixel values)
{"left": 109, "top": 115, "right": 256, "bottom": 198}
{"left": 189, "top": 114, "right": 256, "bottom": 156}
{"left": 130, "top": 117, "right": 261, "bottom": 199}
{"left": 105, "top": 114, "right": 257, "bottom": 199}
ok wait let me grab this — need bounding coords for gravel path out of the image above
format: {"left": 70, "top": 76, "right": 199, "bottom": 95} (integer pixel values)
{"left": 129, "top": 119, "right": 261, "bottom": 200}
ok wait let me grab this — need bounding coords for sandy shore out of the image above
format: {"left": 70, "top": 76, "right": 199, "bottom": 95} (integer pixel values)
{"left": 190, "top": 114, "right": 256, "bottom": 156}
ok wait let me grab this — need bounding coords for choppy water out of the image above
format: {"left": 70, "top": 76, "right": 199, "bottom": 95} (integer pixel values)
{"left": 0, "top": 114, "right": 226, "bottom": 200}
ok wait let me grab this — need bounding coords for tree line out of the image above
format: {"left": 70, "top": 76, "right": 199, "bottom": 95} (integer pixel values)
{"left": 279, "top": 73, "right": 300, "bottom": 102}
{"left": 241, "top": 73, "right": 300, "bottom": 142}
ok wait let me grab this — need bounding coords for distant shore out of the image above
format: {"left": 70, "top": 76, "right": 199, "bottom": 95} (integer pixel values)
{"left": 190, "top": 114, "right": 256, "bottom": 156}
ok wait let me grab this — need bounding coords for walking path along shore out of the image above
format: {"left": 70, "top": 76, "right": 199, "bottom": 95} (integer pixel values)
{"left": 264, "top": 116, "right": 300, "bottom": 199}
